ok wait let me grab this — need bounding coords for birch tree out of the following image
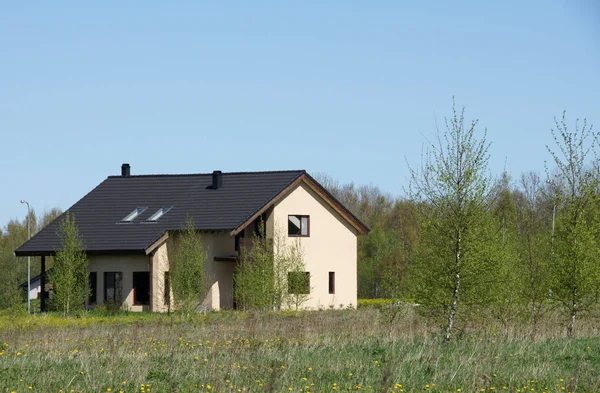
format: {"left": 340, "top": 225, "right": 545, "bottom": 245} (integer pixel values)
{"left": 514, "top": 172, "right": 552, "bottom": 331}
{"left": 546, "top": 112, "right": 600, "bottom": 337}
{"left": 488, "top": 174, "right": 522, "bottom": 326}
{"left": 409, "top": 99, "right": 494, "bottom": 342}
{"left": 170, "top": 218, "right": 208, "bottom": 316}
{"left": 234, "top": 221, "right": 308, "bottom": 311}
{"left": 49, "top": 213, "right": 89, "bottom": 316}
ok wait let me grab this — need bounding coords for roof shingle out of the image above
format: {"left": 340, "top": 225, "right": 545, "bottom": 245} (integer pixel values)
{"left": 15, "top": 170, "right": 305, "bottom": 256}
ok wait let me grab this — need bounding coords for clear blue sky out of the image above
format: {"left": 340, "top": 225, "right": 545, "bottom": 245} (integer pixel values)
{"left": 1, "top": 1, "right": 599, "bottom": 226}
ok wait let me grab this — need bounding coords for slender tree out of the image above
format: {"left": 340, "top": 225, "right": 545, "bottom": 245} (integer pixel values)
{"left": 49, "top": 213, "right": 89, "bottom": 316}
{"left": 409, "top": 99, "right": 495, "bottom": 342}
{"left": 488, "top": 173, "right": 522, "bottom": 327}
{"left": 514, "top": 171, "right": 552, "bottom": 331}
{"left": 170, "top": 218, "right": 208, "bottom": 316}
{"left": 546, "top": 112, "right": 599, "bottom": 337}
{"left": 234, "top": 221, "right": 308, "bottom": 311}
{"left": 279, "top": 238, "right": 309, "bottom": 310}
{"left": 234, "top": 223, "right": 276, "bottom": 311}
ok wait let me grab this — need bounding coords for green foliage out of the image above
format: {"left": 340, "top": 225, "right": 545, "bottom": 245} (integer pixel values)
{"left": 514, "top": 171, "right": 553, "bottom": 328}
{"left": 2, "top": 309, "right": 600, "bottom": 392}
{"left": 48, "top": 213, "right": 89, "bottom": 316}
{"left": 169, "top": 218, "right": 208, "bottom": 316}
{"left": 358, "top": 226, "right": 408, "bottom": 299}
{"left": 234, "top": 222, "right": 308, "bottom": 311}
{"left": 486, "top": 173, "right": 525, "bottom": 325}
{"left": 357, "top": 298, "right": 396, "bottom": 309}
{"left": 278, "top": 235, "right": 309, "bottom": 310}
{"left": 546, "top": 112, "right": 600, "bottom": 336}
{"left": 234, "top": 229, "right": 275, "bottom": 312}
{"left": 0, "top": 208, "right": 62, "bottom": 312}
{"left": 408, "top": 99, "right": 495, "bottom": 341}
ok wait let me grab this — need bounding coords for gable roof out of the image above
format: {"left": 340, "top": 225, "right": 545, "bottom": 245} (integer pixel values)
{"left": 19, "top": 268, "right": 55, "bottom": 289}
{"left": 15, "top": 169, "right": 369, "bottom": 256}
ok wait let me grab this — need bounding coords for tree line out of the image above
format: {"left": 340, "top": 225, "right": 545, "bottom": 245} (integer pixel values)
{"left": 317, "top": 103, "right": 599, "bottom": 339}
{"left": 1, "top": 100, "right": 598, "bottom": 340}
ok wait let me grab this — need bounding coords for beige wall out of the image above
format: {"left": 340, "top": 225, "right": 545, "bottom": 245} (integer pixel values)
{"left": 166, "top": 231, "right": 237, "bottom": 311}
{"left": 201, "top": 232, "right": 236, "bottom": 310}
{"left": 88, "top": 254, "right": 151, "bottom": 312}
{"left": 88, "top": 181, "right": 359, "bottom": 313}
{"left": 151, "top": 242, "right": 171, "bottom": 312}
{"left": 273, "top": 182, "right": 358, "bottom": 309}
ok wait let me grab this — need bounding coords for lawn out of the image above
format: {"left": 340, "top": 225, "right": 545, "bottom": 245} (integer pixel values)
{"left": 0, "top": 308, "right": 599, "bottom": 393}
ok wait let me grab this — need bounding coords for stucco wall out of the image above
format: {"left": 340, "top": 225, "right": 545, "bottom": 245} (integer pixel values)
{"left": 151, "top": 242, "right": 171, "bottom": 312}
{"left": 167, "top": 231, "right": 236, "bottom": 311}
{"left": 202, "top": 231, "right": 236, "bottom": 310}
{"left": 87, "top": 182, "right": 358, "bottom": 313}
{"left": 273, "top": 182, "right": 358, "bottom": 309}
{"left": 88, "top": 254, "right": 151, "bottom": 312}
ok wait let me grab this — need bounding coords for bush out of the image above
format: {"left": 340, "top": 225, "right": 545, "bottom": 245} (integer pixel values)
{"left": 357, "top": 298, "right": 396, "bottom": 309}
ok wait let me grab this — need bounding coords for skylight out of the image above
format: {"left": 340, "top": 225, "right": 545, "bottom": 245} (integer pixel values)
{"left": 122, "top": 207, "right": 147, "bottom": 222}
{"left": 147, "top": 207, "right": 172, "bottom": 222}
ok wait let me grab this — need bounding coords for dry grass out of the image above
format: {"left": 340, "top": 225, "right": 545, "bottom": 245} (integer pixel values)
{"left": 0, "top": 308, "right": 599, "bottom": 392}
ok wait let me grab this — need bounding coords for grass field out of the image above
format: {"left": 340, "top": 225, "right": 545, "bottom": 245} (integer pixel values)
{"left": 0, "top": 307, "right": 599, "bottom": 393}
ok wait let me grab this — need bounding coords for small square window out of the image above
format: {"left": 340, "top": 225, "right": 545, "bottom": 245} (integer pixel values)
{"left": 288, "top": 215, "right": 309, "bottom": 237}
{"left": 122, "top": 208, "right": 147, "bottom": 222}
{"left": 288, "top": 271, "right": 310, "bottom": 294}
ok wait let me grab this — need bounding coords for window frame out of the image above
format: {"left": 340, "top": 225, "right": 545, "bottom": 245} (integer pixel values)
{"left": 287, "top": 215, "right": 310, "bottom": 237}
{"left": 132, "top": 271, "right": 151, "bottom": 306}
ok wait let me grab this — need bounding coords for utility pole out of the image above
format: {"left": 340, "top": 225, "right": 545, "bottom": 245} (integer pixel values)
{"left": 20, "top": 200, "right": 31, "bottom": 314}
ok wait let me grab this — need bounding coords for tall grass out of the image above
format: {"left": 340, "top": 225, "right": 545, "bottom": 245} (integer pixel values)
{"left": 0, "top": 308, "right": 599, "bottom": 392}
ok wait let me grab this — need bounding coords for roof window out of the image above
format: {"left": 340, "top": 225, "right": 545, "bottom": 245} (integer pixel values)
{"left": 147, "top": 207, "right": 172, "bottom": 222}
{"left": 122, "top": 208, "right": 147, "bottom": 222}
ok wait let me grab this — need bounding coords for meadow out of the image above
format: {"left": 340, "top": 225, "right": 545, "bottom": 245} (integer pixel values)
{"left": 0, "top": 306, "right": 599, "bottom": 393}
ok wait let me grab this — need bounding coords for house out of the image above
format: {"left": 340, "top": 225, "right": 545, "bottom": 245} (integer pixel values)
{"left": 15, "top": 165, "right": 369, "bottom": 312}
{"left": 19, "top": 268, "right": 54, "bottom": 301}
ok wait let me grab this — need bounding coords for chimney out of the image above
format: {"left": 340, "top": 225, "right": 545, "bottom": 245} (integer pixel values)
{"left": 121, "top": 163, "right": 131, "bottom": 177}
{"left": 212, "top": 170, "right": 223, "bottom": 189}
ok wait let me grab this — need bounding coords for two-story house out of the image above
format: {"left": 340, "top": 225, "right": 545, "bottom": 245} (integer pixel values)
{"left": 15, "top": 165, "right": 369, "bottom": 312}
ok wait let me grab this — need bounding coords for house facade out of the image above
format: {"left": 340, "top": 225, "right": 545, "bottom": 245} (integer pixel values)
{"left": 15, "top": 165, "right": 369, "bottom": 312}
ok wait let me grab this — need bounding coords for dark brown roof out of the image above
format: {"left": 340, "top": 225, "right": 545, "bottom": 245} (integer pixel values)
{"left": 15, "top": 170, "right": 306, "bottom": 256}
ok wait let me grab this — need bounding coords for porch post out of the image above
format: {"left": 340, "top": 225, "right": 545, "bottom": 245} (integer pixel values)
{"left": 40, "top": 255, "right": 46, "bottom": 312}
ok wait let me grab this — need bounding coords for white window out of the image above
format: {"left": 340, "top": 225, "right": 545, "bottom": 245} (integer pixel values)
{"left": 122, "top": 208, "right": 147, "bottom": 222}
{"left": 147, "top": 207, "right": 172, "bottom": 222}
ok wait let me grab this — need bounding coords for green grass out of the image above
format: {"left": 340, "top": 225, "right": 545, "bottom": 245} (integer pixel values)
{"left": 0, "top": 309, "right": 599, "bottom": 392}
